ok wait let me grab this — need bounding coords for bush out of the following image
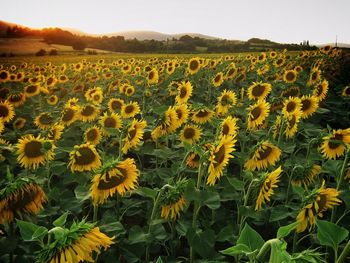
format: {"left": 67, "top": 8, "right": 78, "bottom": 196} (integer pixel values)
{"left": 35, "top": 49, "right": 46, "bottom": 56}
{"left": 49, "top": 49, "right": 58, "bottom": 56}
{"left": 72, "top": 40, "right": 86, "bottom": 51}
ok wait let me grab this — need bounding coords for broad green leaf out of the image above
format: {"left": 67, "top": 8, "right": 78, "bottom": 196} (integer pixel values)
{"left": 220, "top": 243, "right": 251, "bottom": 256}
{"left": 128, "top": 225, "right": 148, "bottom": 244}
{"left": 277, "top": 222, "right": 298, "bottom": 239}
{"left": 200, "top": 190, "right": 220, "bottom": 209}
{"left": 155, "top": 257, "right": 165, "bottom": 263}
{"left": 269, "top": 240, "right": 291, "bottom": 263}
{"left": 316, "top": 220, "right": 348, "bottom": 250}
{"left": 237, "top": 223, "right": 264, "bottom": 253}
{"left": 136, "top": 187, "right": 158, "bottom": 200}
{"left": 187, "top": 228, "right": 215, "bottom": 258}
{"left": 16, "top": 220, "right": 47, "bottom": 242}
{"left": 53, "top": 211, "right": 69, "bottom": 227}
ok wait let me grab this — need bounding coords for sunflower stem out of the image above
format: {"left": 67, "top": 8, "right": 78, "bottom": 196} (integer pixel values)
{"left": 238, "top": 178, "right": 256, "bottom": 235}
{"left": 93, "top": 205, "right": 98, "bottom": 223}
{"left": 336, "top": 237, "right": 350, "bottom": 263}
{"left": 278, "top": 116, "right": 285, "bottom": 144}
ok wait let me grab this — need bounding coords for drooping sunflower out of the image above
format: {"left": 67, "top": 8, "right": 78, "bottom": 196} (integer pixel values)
{"left": 69, "top": 143, "right": 102, "bottom": 172}
{"left": 174, "top": 104, "right": 189, "bottom": 126}
{"left": 296, "top": 183, "right": 341, "bottom": 233}
{"left": 247, "top": 100, "right": 270, "bottom": 130}
{"left": 0, "top": 100, "right": 15, "bottom": 123}
{"left": 284, "top": 113, "right": 301, "bottom": 139}
{"left": 84, "top": 126, "right": 102, "bottom": 145}
{"left": 147, "top": 68, "right": 159, "bottom": 85}
{"left": 180, "top": 124, "right": 202, "bottom": 145}
{"left": 207, "top": 135, "right": 236, "bottom": 185}
{"left": 175, "top": 81, "right": 193, "bottom": 104}
{"left": 216, "top": 90, "right": 237, "bottom": 116}
{"left": 319, "top": 128, "right": 350, "bottom": 160}
{"left": 160, "top": 180, "right": 188, "bottom": 220}
{"left": 34, "top": 112, "right": 54, "bottom": 130}
{"left": 40, "top": 222, "right": 114, "bottom": 263}
{"left": 117, "top": 98, "right": 138, "bottom": 116}
{"left": 313, "top": 79, "right": 329, "bottom": 101}
{"left": 255, "top": 166, "right": 283, "bottom": 211}
{"left": 122, "top": 119, "right": 147, "bottom": 154}
{"left": 292, "top": 164, "right": 321, "bottom": 188}
{"left": 161, "top": 195, "right": 187, "bottom": 220}
{"left": 24, "top": 84, "right": 41, "bottom": 97}
{"left": 219, "top": 116, "right": 239, "bottom": 139}
{"left": 188, "top": 57, "right": 201, "bottom": 75}
{"left": 300, "top": 95, "right": 319, "bottom": 119}
{"left": 60, "top": 106, "right": 77, "bottom": 126}
{"left": 212, "top": 72, "right": 224, "bottom": 87}
{"left": 0, "top": 181, "right": 46, "bottom": 224}
{"left": 99, "top": 112, "right": 123, "bottom": 135}
{"left": 244, "top": 141, "right": 281, "bottom": 171}
{"left": 16, "top": 135, "right": 55, "bottom": 169}
{"left": 186, "top": 152, "right": 200, "bottom": 168}
{"left": 283, "top": 69, "right": 298, "bottom": 83}
{"left": 79, "top": 104, "right": 100, "bottom": 123}
{"left": 342, "top": 86, "right": 350, "bottom": 97}
{"left": 192, "top": 108, "right": 214, "bottom": 124}
{"left": 90, "top": 158, "right": 140, "bottom": 204}
{"left": 7, "top": 93, "right": 26, "bottom": 107}
{"left": 247, "top": 82, "right": 272, "bottom": 101}
{"left": 108, "top": 98, "right": 124, "bottom": 113}
{"left": 282, "top": 97, "right": 302, "bottom": 117}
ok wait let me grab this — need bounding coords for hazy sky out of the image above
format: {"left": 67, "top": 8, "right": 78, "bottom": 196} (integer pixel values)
{"left": 1, "top": 0, "right": 349, "bottom": 44}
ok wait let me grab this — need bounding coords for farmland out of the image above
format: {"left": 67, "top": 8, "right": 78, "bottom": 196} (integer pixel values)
{"left": 1, "top": 48, "right": 350, "bottom": 263}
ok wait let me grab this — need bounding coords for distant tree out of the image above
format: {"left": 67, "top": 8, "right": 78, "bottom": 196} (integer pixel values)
{"left": 72, "top": 40, "right": 86, "bottom": 50}
{"left": 179, "top": 35, "right": 194, "bottom": 42}
{"left": 35, "top": 49, "right": 46, "bottom": 56}
{"left": 49, "top": 49, "right": 58, "bottom": 55}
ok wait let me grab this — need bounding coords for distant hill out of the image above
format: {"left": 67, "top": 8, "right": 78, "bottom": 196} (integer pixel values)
{"left": 317, "top": 43, "right": 350, "bottom": 48}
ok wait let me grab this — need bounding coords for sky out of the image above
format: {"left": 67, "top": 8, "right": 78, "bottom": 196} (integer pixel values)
{"left": 1, "top": 0, "right": 350, "bottom": 44}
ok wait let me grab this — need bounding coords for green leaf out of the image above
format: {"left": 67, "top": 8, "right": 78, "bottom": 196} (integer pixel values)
{"left": 187, "top": 228, "right": 215, "bottom": 258}
{"left": 16, "top": 220, "right": 47, "bottom": 243}
{"left": 128, "top": 226, "right": 148, "bottom": 244}
{"left": 136, "top": 187, "right": 158, "bottom": 200}
{"left": 269, "top": 240, "right": 291, "bottom": 263}
{"left": 277, "top": 222, "right": 298, "bottom": 239}
{"left": 200, "top": 190, "right": 221, "bottom": 210}
{"left": 220, "top": 243, "right": 251, "bottom": 256}
{"left": 155, "top": 257, "right": 165, "bottom": 263}
{"left": 237, "top": 223, "right": 264, "bottom": 253}
{"left": 316, "top": 220, "right": 348, "bottom": 250}
{"left": 74, "top": 185, "right": 90, "bottom": 202}
{"left": 53, "top": 211, "right": 69, "bottom": 227}
{"left": 227, "top": 177, "right": 245, "bottom": 191}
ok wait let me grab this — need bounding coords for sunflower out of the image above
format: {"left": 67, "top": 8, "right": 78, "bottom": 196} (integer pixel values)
{"left": 0, "top": 70, "right": 10, "bottom": 82}
{"left": 174, "top": 104, "right": 189, "bottom": 126}
{"left": 247, "top": 82, "right": 272, "bottom": 101}
{"left": 186, "top": 152, "right": 200, "bottom": 168}
{"left": 0, "top": 182, "right": 46, "bottom": 224}
{"left": 175, "top": 81, "right": 193, "bottom": 104}
{"left": 147, "top": 68, "right": 159, "bottom": 85}
{"left": 0, "top": 100, "right": 15, "bottom": 123}
{"left": 79, "top": 104, "right": 100, "bottom": 122}
{"left": 34, "top": 112, "right": 54, "bottom": 130}
{"left": 66, "top": 97, "right": 80, "bottom": 108}
{"left": 7, "top": 93, "right": 26, "bottom": 107}
{"left": 122, "top": 119, "right": 147, "bottom": 154}
{"left": 300, "top": 95, "right": 319, "bottom": 119}
{"left": 307, "top": 68, "right": 321, "bottom": 86}
{"left": 255, "top": 166, "right": 283, "bottom": 211}
{"left": 85, "top": 87, "right": 103, "bottom": 105}
{"left": 16, "top": 135, "right": 55, "bottom": 169}
{"left": 216, "top": 90, "right": 237, "bottom": 116}
{"left": 342, "top": 86, "right": 350, "bottom": 97}
{"left": 284, "top": 113, "right": 301, "bottom": 139}
{"left": 319, "top": 129, "right": 350, "bottom": 159}
{"left": 122, "top": 64, "right": 132, "bottom": 74}
{"left": 163, "top": 106, "right": 180, "bottom": 133}
{"left": 296, "top": 183, "right": 341, "bottom": 233}
{"left": 125, "top": 85, "right": 135, "bottom": 97}
{"left": 313, "top": 80, "right": 329, "bottom": 101}
{"left": 47, "top": 95, "right": 58, "bottom": 105}
{"left": 69, "top": 143, "right": 102, "bottom": 172}
{"left": 283, "top": 69, "right": 298, "bottom": 83}
{"left": 24, "top": 84, "right": 41, "bottom": 97}
{"left": 48, "top": 123, "right": 64, "bottom": 142}
{"left": 282, "top": 97, "right": 302, "bottom": 117}
{"left": 45, "top": 76, "right": 57, "bottom": 87}
{"left": 219, "top": 116, "right": 239, "bottom": 139}
{"left": 292, "top": 164, "right": 321, "bottom": 188}
{"left": 244, "top": 141, "right": 281, "bottom": 171}
{"left": 108, "top": 98, "right": 124, "bottom": 113}
{"left": 84, "top": 126, "right": 102, "bottom": 145}
{"left": 180, "top": 124, "right": 202, "bottom": 145}
{"left": 42, "top": 224, "right": 114, "bottom": 263}
{"left": 212, "top": 72, "right": 224, "bottom": 87}
{"left": 161, "top": 195, "right": 187, "bottom": 220}
{"left": 0, "top": 119, "right": 4, "bottom": 134}
{"left": 207, "top": 136, "right": 236, "bottom": 185}
{"left": 280, "top": 86, "right": 300, "bottom": 98}
{"left": 90, "top": 158, "right": 140, "bottom": 204}
{"left": 60, "top": 106, "right": 77, "bottom": 126}
{"left": 121, "top": 102, "right": 140, "bottom": 119}
{"left": 273, "top": 57, "right": 285, "bottom": 68}
{"left": 188, "top": 57, "right": 201, "bottom": 75}
{"left": 247, "top": 100, "right": 270, "bottom": 130}
{"left": 99, "top": 112, "right": 123, "bottom": 135}
{"left": 192, "top": 108, "right": 214, "bottom": 124}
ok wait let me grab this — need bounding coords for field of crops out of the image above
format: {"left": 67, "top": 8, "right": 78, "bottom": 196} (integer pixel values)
{"left": 1, "top": 47, "right": 350, "bottom": 263}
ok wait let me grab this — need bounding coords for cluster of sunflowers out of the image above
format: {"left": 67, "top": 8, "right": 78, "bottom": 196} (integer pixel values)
{"left": 0, "top": 45, "right": 350, "bottom": 262}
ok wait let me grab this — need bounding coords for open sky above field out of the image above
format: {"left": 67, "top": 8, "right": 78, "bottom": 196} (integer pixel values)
{"left": 1, "top": 0, "right": 350, "bottom": 44}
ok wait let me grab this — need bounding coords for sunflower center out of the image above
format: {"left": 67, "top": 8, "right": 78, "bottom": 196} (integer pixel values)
{"left": 286, "top": 72, "right": 295, "bottom": 81}
{"left": 93, "top": 94, "right": 100, "bottom": 101}
{"left": 111, "top": 100, "right": 122, "bottom": 110}
{"left": 47, "top": 78, "right": 54, "bottom": 85}
{"left": 87, "top": 129, "right": 98, "bottom": 141}
{"left": 317, "top": 194, "right": 327, "bottom": 212}
{"left": 213, "top": 145, "right": 226, "bottom": 168}
{"left": 311, "top": 72, "right": 318, "bottom": 81}
{"left": 344, "top": 87, "right": 350, "bottom": 95}
{"left": 252, "top": 84, "right": 265, "bottom": 97}
{"left": 214, "top": 75, "right": 221, "bottom": 83}
{"left": 24, "top": 141, "right": 44, "bottom": 158}
{"left": 220, "top": 95, "right": 231, "bottom": 106}
{"left": 301, "top": 99, "right": 311, "bottom": 111}
{"left": 0, "top": 71, "right": 8, "bottom": 80}
{"left": 189, "top": 60, "right": 199, "bottom": 71}
{"left": 81, "top": 106, "right": 95, "bottom": 116}
{"left": 257, "top": 146, "right": 272, "bottom": 161}
{"left": 9, "top": 94, "right": 22, "bottom": 102}
{"left": 148, "top": 71, "right": 154, "bottom": 80}
{"left": 196, "top": 110, "right": 209, "bottom": 118}
{"left": 9, "top": 187, "right": 36, "bottom": 211}
{"left": 97, "top": 168, "right": 127, "bottom": 190}
{"left": 128, "top": 128, "right": 137, "bottom": 140}
{"left": 184, "top": 128, "right": 195, "bottom": 139}
{"left": 179, "top": 87, "right": 187, "bottom": 98}
{"left": 0, "top": 105, "right": 9, "bottom": 117}
{"left": 288, "top": 115, "right": 297, "bottom": 127}
{"left": 104, "top": 117, "right": 117, "bottom": 128}
{"left": 176, "top": 109, "right": 183, "bottom": 120}
{"left": 39, "top": 114, "right": 53, "bottom": 125}
{"left": 222, "top": 124, "right": 229, "bottom": 135}
{"left": 26, "top": 85, "right": 38, "bottom": 93}
{"left": 62, "top": 108, "right": 74, "bottom": 122}
{"left": 74, "top": 147, "right": 96, "bottom": 165}
{"left": 125, "top": 105, "right": 135, "bottom": 114}
{"left": 250, "top": 107, "right": 262, "bottom": 121}
{"left": 286, "top": 102, "right": 296, "bottom": 112}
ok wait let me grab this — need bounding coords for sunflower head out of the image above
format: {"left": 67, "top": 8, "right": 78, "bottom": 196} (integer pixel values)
{"left": 175, "top": 81, "right": 193, "bottom": 104}
{"left": 188, "top": 57, "right": 201, "bottom": 75}
{"left": 69, "top": 143, "right": 101, "bottom": 172}
{"left": 244, "top": 141, "right": 281, "bottom": 171}
{"left": 247, "top": 82, "right": 272, "bottom": 101}
{"left": 0, "top": 100, "right": 15, "bottom": 123}
{"left": 247, "top": 100, "right": 270, "bottom": 130}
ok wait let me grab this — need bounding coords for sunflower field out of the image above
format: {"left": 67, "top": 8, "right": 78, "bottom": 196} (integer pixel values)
{"left": 1, "top": 47, "right": 350, "bottom": 263}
